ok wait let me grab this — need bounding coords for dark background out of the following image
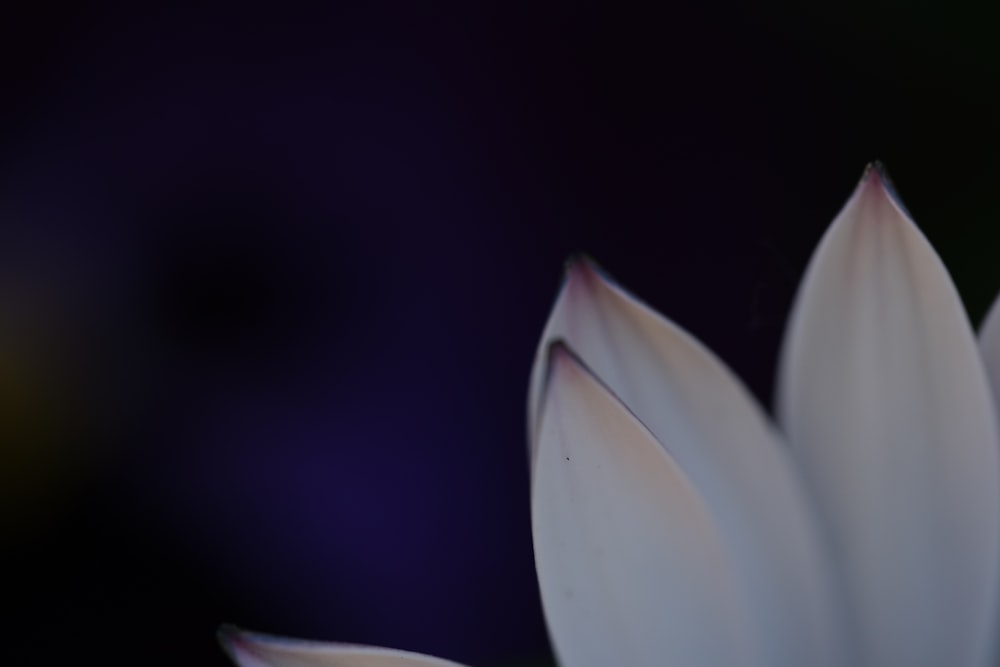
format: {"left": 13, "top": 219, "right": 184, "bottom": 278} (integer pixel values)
{"left": 4, "top": 2, "right": 1000, "bottom": 666}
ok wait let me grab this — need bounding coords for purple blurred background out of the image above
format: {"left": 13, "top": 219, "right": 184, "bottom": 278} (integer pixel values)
{"left": 5, "top": 2, "right": 1000, "bottom": 666}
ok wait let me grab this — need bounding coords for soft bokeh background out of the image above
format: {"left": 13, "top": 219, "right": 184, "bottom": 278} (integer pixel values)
{"left": 5, "top": 2, "right": 1000, "bottom": 666}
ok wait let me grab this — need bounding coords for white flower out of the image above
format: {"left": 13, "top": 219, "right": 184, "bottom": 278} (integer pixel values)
{"left": 220, "top": 165, "right": 1000, "bottom": 667}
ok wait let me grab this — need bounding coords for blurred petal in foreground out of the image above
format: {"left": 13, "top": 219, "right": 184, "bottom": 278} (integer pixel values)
{"left": 219, "top": 627, "right": 471, "bottom": 667}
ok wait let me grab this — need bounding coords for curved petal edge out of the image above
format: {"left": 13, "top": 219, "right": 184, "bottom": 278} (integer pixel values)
{"left": 218, "top": 626, "right": 471, "bottom": 667}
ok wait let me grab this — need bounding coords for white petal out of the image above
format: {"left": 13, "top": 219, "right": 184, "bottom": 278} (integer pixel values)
{"left": 777, "top": 165, "right": 1000, "bottom": 667}
{"left": 529, "top": 262, "right": 853, "bottom": 666}
{"left": 534, "top": 346, "right": 752, "bottom": 667}
{"left": 219, "top": 627, "right": 470, "bottom": 667}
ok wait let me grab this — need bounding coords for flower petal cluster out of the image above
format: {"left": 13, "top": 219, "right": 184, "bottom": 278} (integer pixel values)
{"left": 220, "top": 166, "right": 1000, "bottom": 667}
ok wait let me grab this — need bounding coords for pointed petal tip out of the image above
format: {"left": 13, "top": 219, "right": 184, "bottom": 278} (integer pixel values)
{"left": 564, "top": 252, "right": 593, "bottom": 272}
{"left": 546, "top": 338, "right": 582, "bottom": 380}
{"left": 859, "top": 160, "right": 892, "bottom": 196}
{"left": 547, "top": 336, "right": 570, "bottom": 359}
{"left": 218, "top": 623, "right": 241, "bottom": 648}
{"left": 217, "top": 624, "right": 251, "bottom": 664}
{"left": 562, "top": 253, "right": 623, "bottom": 296}
{"left": 857, "top": 160, "right": 911, "bottom": 216}
{"left": 563, "top": 253, "right": 602, "bottom": 285}
{"left": 541, "top": 340, "right": 611, "bottom": 414}
{"left": 557, "top": 255, "right": 600, "bottom": 305}
{"left": 218, "top": 625, "right": 271, "bottom": 660}
{"left": 217, "top": 626, "right": 294, "bottom": 661}
{"left": 862, "top": 160, "right": 888, "bottom": 183}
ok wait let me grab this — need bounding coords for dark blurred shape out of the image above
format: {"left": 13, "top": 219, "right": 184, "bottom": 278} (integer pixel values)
{"left": 0, "top": 272, "right": 96, "bottom": 529}
{"left": 139, "top": 179, "right": 340, "bottom": 367}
